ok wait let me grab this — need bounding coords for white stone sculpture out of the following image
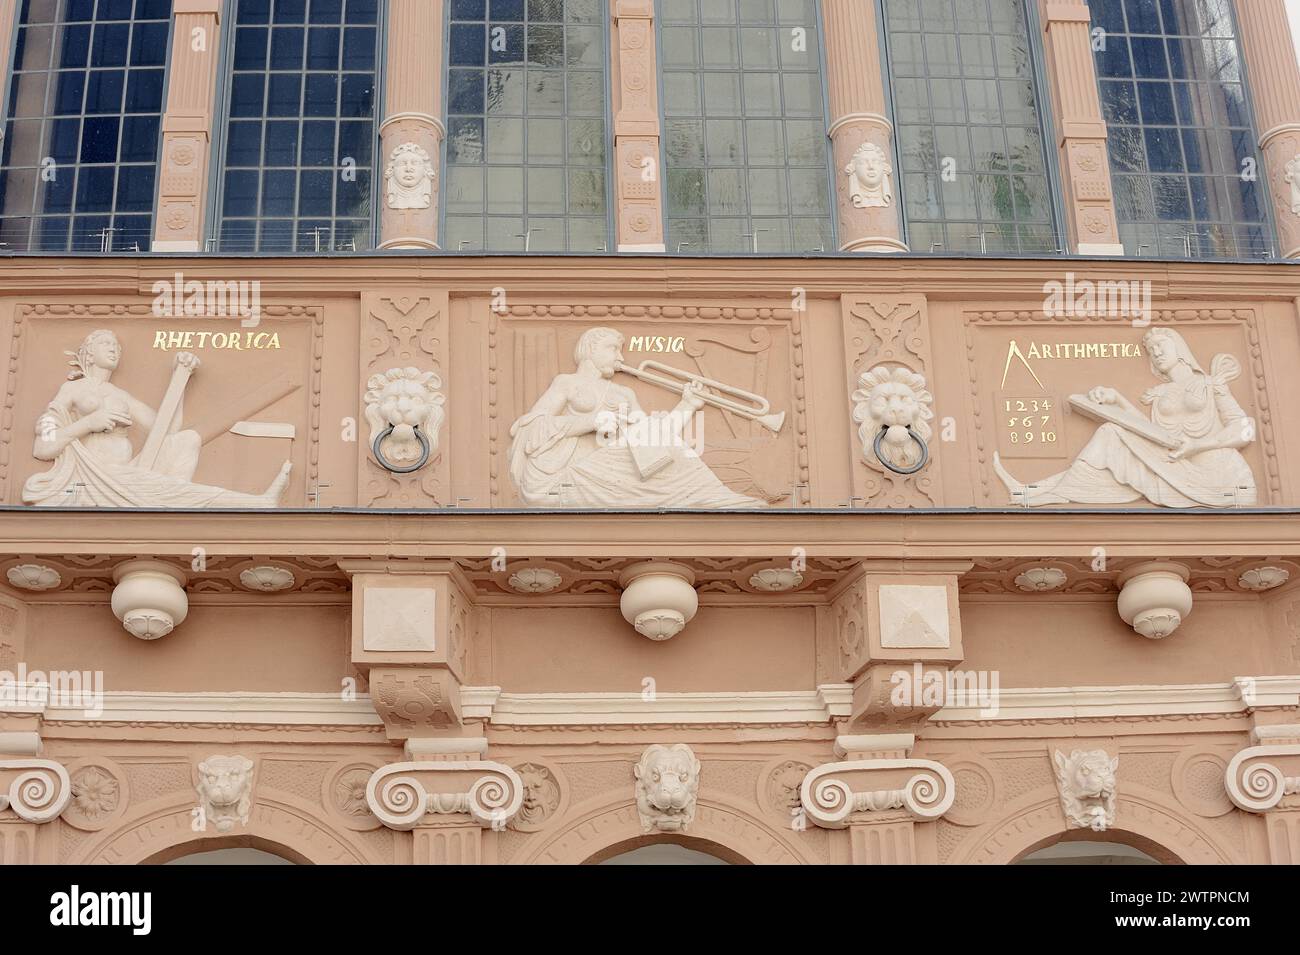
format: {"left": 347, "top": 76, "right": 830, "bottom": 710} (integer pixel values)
{"left": 238, "top": 565, "right": 295, "bottom": 592}
{"left": 619, "top": 562, "right": 698, "bottom": 641}
{"left": 1285, "top": 155, "right": 1300, "bottom": 215}
{"left": 111, "top": 560, "right": 188, "bottom": 640}
{"left": 508, "top": 327, "right": 765, "bottom": 507}
{"left": 23, "top": 330, "right": 292, "bottom": 508}
{"left": 993, "top": 328, "right": 1257, "bottom": 507}
{"left": 749, "top": 568, "right": 804, "bottom": 592}
{"left": 1238, "top": 566, "right": 1289, "bottom": 592}
{"left": 852, "top": 365, "right": 933, "bottom": 472}
{"left": 0, "top": 758, "right": 71, "bottom": 823}
{"left": 634, "top": 743, "right": 701, "bottom": 833}
{"left": 1117, "top": 561, "right": 1191, "bottom": 639}
{"left": 384, "top": 142, "right": 436, "bottom": 210}
{"left": 6, "top": 564, "right": 62, "bottom": 591}
{"left": 1014, "top": 567, "right": 1067, "bottom": 592}
{"left": 844, "top": 141, "right": 893, "bottom": 209}
{"left": 196, "top": 755, "right": 255, "bottom": 833}
{"left": 364, "top": 367, "right": 446, "bottom": 470}
{"left": 1054, "top": 749, "right": 1118, "bottom": 832}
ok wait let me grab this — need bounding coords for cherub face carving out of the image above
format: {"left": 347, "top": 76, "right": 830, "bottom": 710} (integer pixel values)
{"left": 634, "top": 743, "right": 701, "bottom": 833}
{"left": 384, "top": 142, "right": 436, "bottom": 210}
{"left": 845, "top": 141, "right": 893, "bottom": 208}
{"left": 851, "top": 365, "right": 933, "bottom": 471}
{"left": 364, "top": 367, "right": 447, "bottom": 467}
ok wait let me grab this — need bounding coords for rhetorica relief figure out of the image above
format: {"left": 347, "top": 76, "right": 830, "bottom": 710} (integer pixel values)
{"left": 845, "top": 141, "right": 893, "bottom": 209}
{"left": 384, "top": 142, "right": 436, "bottom": 210}
{"left": 23, "top": 330, "right": 291, "bottom": 507}
{"left": 993, "top": 328, "right": 1257, "bottom": 507}
{"left": 508, "top": 327, "right": 765, "bottom": 507}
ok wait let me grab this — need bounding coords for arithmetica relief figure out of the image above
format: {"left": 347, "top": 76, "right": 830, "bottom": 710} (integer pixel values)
{"left": 508, "top": 327, "right": 766, "bottom": 507}
{"left": 23, "top": 329, "right": 291, "bottom": 507}
{"left": 993, "top": 327, "right": 1256, "bottom": 507}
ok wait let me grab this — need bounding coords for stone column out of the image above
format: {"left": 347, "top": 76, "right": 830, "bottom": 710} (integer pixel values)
{"left": 152, "top": 0, "right": 223, "bottom": 252}
{"left": 612, "top": 0, "right": 665, "bottom": 252}
{"left": 1037, "top": 0, "right": 1123, "bottom": 254}
{"left": 378, "top": 0, "right": 445, "bottom": 250}
{"left": 1235, "top": 0, "right": 1300, "bottom": 258}
{"left": 801, "top": 735, "right": 954, "bottom": 864}
{"left": 822, "top": 0, "right": 906, "bottom": 253}
{"left": 366, "top": 739, "right": 524, "bottom": 865}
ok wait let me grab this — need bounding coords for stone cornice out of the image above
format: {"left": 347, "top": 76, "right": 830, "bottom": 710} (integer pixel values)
{"left": 1, "top": 255, "right": 1298, "bottom": 302}
{"left": 4, "top": 510, "right": 1300, "bottom": 560}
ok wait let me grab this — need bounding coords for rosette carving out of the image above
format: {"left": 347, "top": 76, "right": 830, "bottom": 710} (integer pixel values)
{"left": 1225, "top": 744, "right": 1300, "bottom": 813}
{"left": 365, "top": 760, "right": 524, "bottom": 830}
{"left": 799, "top": 758, "right": 954, "bottom": 828}
{"left": 0, "top": 758, "right": 72, "bottom": 823}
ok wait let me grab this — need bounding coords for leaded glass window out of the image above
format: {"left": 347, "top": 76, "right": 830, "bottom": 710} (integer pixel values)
{"left": 1087, "top": 0, "right": 1268, "bottom": 258}
{"left": 884, "top": 0, "right": 1059, "bottom": 254}
{"left": 443, "top": 0, "right": 609, "bottom": 253}
{"left": 0, "top": 0, "right": 173, "bottom": 252}
{"left": 215, "top": 0, "right": 380, "bottom": 252}
{"left": 659, "top": 0, "right": 833, "bottom": 255}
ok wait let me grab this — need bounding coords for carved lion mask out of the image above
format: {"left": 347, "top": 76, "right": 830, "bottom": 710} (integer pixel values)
{"left": 1056, "top": 749, "right": 1117, "bottom": 800}
{"left": 634, "top": 743, "right": 701, "bottom": 832}
{"left": 851, "top": 365, "right": 934, "bottom": 469}
{"left": 364, "top": 367, "right": 447, "bottom": 465}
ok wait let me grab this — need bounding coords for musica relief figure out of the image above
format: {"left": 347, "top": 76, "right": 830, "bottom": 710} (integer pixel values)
{"left": 508, "top": 327, "right": 767, "bottom": 507}
{"left": 993, "top": 327, "right": 1257, "bottom": 508}
{"left": 23, "top": 329, "right": 292, "bottom": 507}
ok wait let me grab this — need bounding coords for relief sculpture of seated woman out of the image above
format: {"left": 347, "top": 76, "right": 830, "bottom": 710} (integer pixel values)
{"left": 993, "top": 327, "right": 1257, "bottom": 508}
{"left": 23, "top": 329, "right": 291, "bottom": 508}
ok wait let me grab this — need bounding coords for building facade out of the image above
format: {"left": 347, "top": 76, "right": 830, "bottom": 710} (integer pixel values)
{"left": 0, "top": 0, "right": 1299, "bottom": 865}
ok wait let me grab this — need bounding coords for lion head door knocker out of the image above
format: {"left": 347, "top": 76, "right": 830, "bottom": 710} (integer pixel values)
{"left": 852, "top": 365, "right": 933, "bottom": 475}
{"left": 364, "top": 367, "right": 446, "bottom": 474}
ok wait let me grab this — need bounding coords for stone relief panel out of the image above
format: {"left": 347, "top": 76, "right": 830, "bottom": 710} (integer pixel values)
{"left": 359, "top": 292, "right": 451, "bottom": 506}
{"left": 5, "top": 304, "right": 321, "bottom": 506}
{"left": 964, "top": 309, "right": 1277, "bottom": 507}
{"left": 62, "top": 759, "right": 126, "bottom": 832}
{"left": 841, "top": 297, "right": 940, "bottom": 506}
{"left": 491, "top": 304, "right": 804, "bottom": 507}
{"left": 510, "top": 760, "right": 565, "bottom": 832}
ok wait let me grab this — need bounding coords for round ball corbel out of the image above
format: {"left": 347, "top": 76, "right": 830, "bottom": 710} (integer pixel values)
{"left": 1117, "top": 561, "right": 1192, "bottom": 640}
{"left": 110, "top": 560, "right": 189, "bottom": 640}
{"left": 618, "top": 562, "right": 698, "bottom": 641}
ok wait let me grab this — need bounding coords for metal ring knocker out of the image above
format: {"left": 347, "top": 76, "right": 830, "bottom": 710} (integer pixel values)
{"left": 873, "top": 424, "right": 929, "bottom": 475}
{"left": 372, "top": 424, "right": 431, "bottom": 474}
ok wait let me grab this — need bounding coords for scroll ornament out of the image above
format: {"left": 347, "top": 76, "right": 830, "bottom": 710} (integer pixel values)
{"left": 800, "top": 758, "right": 954, "bottom": 828}
{"left": 1225, "top": 744, "right": 1300, "bottom": 813}
{"left": 365, "top": 760, "right": 524, "bottom": 830}
{"left": 852, "top": 365, "right": 933, "bottom": 475}
{"left": 0, "top": 759, "right": 72, "bottom": 823}
{"left": 364, "top": 367, "right": 446, "bottom": 474}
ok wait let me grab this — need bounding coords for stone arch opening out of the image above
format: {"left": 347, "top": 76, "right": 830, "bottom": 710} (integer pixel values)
{"left": 145, "top": 836, "right": 309, "bottom": 865}
{"left": 586, "top": 834, "right": 746, "bottom": 865}
{"left": 1012, "top": 830, "right": 1170, "bottom": 865}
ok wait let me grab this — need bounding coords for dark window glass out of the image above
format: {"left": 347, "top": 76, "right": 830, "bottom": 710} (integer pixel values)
{"left": 445, "top": 0, "right": 610, "bottom": 252}
{"left": 1086, "top": 0, "right": 1269, "bottom": 257}
{"left": 884, "top": 0, "right": 1059, "bottom": 254}
{"left": 217, "top": 0, "right": 380, "bottom": 250}
{"left": 0, "top": 2, "right": 168, "bottom": 251}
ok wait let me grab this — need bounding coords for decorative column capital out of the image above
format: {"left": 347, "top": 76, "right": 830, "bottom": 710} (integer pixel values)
{"left": 0, "top": 757, "right": 71, "bottom": 824}
{"left": 800, "top": 752, "right": 954, "bottom": 829}
{"left": 1225, "top": 737, "right": 1300, "bottom": 814}
{"left": 366, "top": 757, "right": 524, "bottom": 831}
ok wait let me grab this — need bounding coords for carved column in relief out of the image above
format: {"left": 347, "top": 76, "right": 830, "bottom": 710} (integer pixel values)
{"left": 152, "top": 0, "right": 223, "bottom": 252}
{"left": 0, "top": 733, "right": 70, "bottom": 864}
{"left": 379, "top": 0, "right": 445, "bottom": 249}
{"left": 366, "top": 739, "right": 524, "bottom": 865}
{"left": 612, "top": 0, "right": 665, "bottom": 252}
{"left": 801, "top": 736, "right": 954, "bottom": 864}
{"left": 1037, "top": 0, "right": 1122, "bottom": 254}
{"left": 822, "top": 0, "right": 906, "bottom": 253}
{"left": 359, "top": 291, "right": 451, "bottom": 506}
{"left": 1225, "top": 723, "right": 1300, "bottom": 863}
{"left": 841, "top": 296, "right": 941, "bottom": 507}
{"left": 1235, "top": 0, "right": 1300, "bottom": 258}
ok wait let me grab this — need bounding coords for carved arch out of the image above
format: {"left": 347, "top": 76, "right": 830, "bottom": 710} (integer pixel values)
{"left": 69, "top": 793, "right": 380, "bottom": 865}
{"left": 514, "top": 793, "right": 821, "bottom": 865}
{"left": 949, "top": 793, "right": 1243, "bottom": 865}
